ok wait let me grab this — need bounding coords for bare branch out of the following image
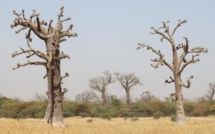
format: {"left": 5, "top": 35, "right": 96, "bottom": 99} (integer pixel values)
{"left": 165, "top": 93, "right": 183, "bottom": 102}
{"left": 25, "top": 29, "right": 32, "bottom": 41}
{"left": 60, "top": 38, "right": 67, "bottom": 43}
{"left": 150, "top": 21, "right": 172, "bottom": 43}
{"left": 137, "top": 43, "right": 173, "bottom": 71}
{"left": 15, "top": 27, "right": 28, "bottom": 34}
{"left": 165, "top": 76, "right": 174, "bottom": 84}
{"left": 60, "top": 31, "right": 78, "bottom": 38}
{"left": 61, "top": 17, "right": 71, "bottom": 23}
{"left": 55, "top": 52, "right": 70, "bottom": 60}
{"left": 13, "top": 61, "right": 46, "bottom": 70}
{"left": 178, "top": 37, "right": 189, "bottom": 66}
{"left": 62, "top": 88, "right": 68, "bottom": 95}
{"left": 89, "top": 71, "right": 114, "bottom": 92}
{"left": 11, "top": 9, "right": 48, "bottom": 40}
{"left": 36, "top": 16, "right": 41, "bottom": 32}
{"left": 12, "top": 39, "right": 48, "bottom": 61}
{"left": 188, "top": 47, "right": 208, "bottom": 54}
{"left": 59, "top": 72, "right": 69, "bottom": 84}
{"left": 48, "top": 19, "right": 53, "bottom": 32}
{"left": 172, "top": 20, "right": 187, "bottom": 36}
{"left": 179, "top": 54, "right": 200, "bottom": 74}
{"left": 58, "top": 6, "right": 64, "bottom": 21}
{"left": 179, "top": 76, "right": 193, "bottom": 88}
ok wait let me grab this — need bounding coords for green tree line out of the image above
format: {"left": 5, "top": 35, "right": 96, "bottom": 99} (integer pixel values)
{"left": 1, "top": 94, "right": 215, "bottom": 120}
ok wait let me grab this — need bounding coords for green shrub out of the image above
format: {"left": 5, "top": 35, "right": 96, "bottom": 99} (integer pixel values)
{"left": 170, "top": 115, "right": 176, "bottom": 122}
{"left": 153, "top": 111, "right": 162, "bottom": 119}
{"left": 101, "top": 113, "right": 112, "bottom": 121}
{"left": 74, "top": 103, "right": 91, "bottom": 116}
{"left": 184, "top": 102, "right": 194, "bottom": 116}
{"left": 209, "top": 104, "right": 215, "bottom": 115}
{"left": 163, "top": 101, "right": 175, "bottom": 116}
{"left": 63, "top": 101, "right": 76, "bottom": 117}
{"left": 110, "top": 95, "right": 122, "bottom": 108}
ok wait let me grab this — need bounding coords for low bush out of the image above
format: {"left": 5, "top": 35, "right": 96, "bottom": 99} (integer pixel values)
{"left": 153, "top": 111, "right": 162, "bottom": 119}
{"left": 170, "top": 115, "right": 176, "bottom": 122}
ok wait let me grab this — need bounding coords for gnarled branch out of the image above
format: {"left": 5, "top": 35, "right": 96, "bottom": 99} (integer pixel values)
{"left": 165, "top": 76, "right": 174, "bottom": 84}
{"left": 11, "top": 10, "right": 48, "bottom": 40}
{"left": 59, "top": 72, "right": 69, "bottom": 84}
{"left": 179, "top": 76, "right": 193, "bottom": 88}
{"left": 137, "top": 43, "right": 173, "bottom": 71}
{"left": 12, "top": 39, "right": 48, "bottom": 61}
{"left": 179, "top": 54, "right": 200, "bottom": 75}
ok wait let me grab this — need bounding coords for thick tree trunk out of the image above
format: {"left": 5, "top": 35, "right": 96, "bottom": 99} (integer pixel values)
{"left": 44, "top": 68, "right": 54, "bottom": 124}
{"left": 174, "top": 75, "right": 186, "bottom": 124}
{"left": 126, "top": 89, "right": 131, "bottom": 105}
{"left": 44, "top": 38, "right": 65, "bottom": 127}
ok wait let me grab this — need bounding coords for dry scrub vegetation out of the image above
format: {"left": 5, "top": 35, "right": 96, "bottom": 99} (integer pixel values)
{"left": 0, "top": 117, "right": 215, "bottom": 134}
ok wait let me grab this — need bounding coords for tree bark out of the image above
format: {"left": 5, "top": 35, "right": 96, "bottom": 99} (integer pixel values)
{"left": 126, "top": 89, "right": 131, "bottom": 105}
{"left": 44, "top": 37, "right": 65, "bottom": 127}
{"left": 101, "top": 90, "right": 106, "bottom": 106}
{"left": 174, "top": 75, "right": 186, "bottom": 124}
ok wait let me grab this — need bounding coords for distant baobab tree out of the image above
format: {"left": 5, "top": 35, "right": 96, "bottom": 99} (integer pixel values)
{"left": 115, "top": 73, "right": 142, "bottom": 105}
{"left": 11, "top": 7, "right": 77, "bottom": 127}
{"left": 75, "top": 90, "right": 101, "bottom": 103}
{"left": 137, "top": 20, "right": 207, "bottom": 124}
{"left": 142, "top": 91, "right": 151, "bottom": 103}
{"left": 89, "top": 71, "right": 114, "bottom": 105}
{"left": 205, "top": 83, "right": 215, "bottom": 102}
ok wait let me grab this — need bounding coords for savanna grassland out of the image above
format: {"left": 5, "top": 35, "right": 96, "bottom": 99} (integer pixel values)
{"left": 1, "top": 117, "right": 215, "bottom": 134}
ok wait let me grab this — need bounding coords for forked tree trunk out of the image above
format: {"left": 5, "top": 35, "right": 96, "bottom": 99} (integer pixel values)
{"left": 174, "top": 74, "right": 186, "bottom": 124}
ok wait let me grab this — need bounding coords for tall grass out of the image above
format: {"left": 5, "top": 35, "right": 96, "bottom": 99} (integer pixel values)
{"left": 0, "top": 117, "right": 215, "bottom": 134}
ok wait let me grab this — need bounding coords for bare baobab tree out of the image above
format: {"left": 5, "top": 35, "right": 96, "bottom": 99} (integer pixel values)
{"left": 89, "top": 71, "right": 114, "bottom": 105}
{"left": 115, "top": 73, "right": 142, "bottom": 105}
{"left": 205, "top": 83, "right": 215, "bottom": 102}
{"left": 75, "top": 90, "right": 101, "bottom": 103}
{"left": 142, "top": 91, "right": 151, "bottom": 103}
{"left": 137, "top": 20, "right": 207, "bottom": 124}
{"left": 11, "top": 7, "right": 77, "bottom": 127}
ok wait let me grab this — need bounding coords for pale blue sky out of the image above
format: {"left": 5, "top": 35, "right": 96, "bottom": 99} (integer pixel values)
{"left": 1, "top": 1, "right": 215, "bottom": 100}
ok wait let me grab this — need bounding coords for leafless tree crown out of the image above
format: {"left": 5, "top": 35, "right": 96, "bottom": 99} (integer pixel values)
{"left": 205, "top": 83, "right": 215, "bottom": 101}
{"left": 115, "top": 73, "right": 142, "bottom": 89}
{"left": 11, "top": 7, "right": 77, "bottom": 71}
{"left": 137, "top": 20, "right": 207, "bottom": 88}
{"left": 89, "top": 71, "right": 114, "bottom": 92}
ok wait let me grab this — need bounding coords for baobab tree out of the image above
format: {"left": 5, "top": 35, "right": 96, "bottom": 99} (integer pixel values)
{"left": 141, "top": 91, "right": 154, "bottom": 103}
{"left": 137, "top": 20, "right": 207, "bottom": 124}
{"left": 11, "top": 7, "right": 77, "bottom": 127}
{"left": 89, "top": 71, "right": 114, "bottom": 105}
{"left": 115, "top": 73, "right": 142, "bottom": 105}
{"left": 75, "top": 90, "right": 101, "bottom": 103}
{"left": 205, "top": 83, "right": 215, "bottom": 102}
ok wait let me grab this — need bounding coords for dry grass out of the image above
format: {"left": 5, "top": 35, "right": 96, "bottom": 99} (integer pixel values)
{"left": 0, "top": 117, "right": 215, "bottom": 134}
